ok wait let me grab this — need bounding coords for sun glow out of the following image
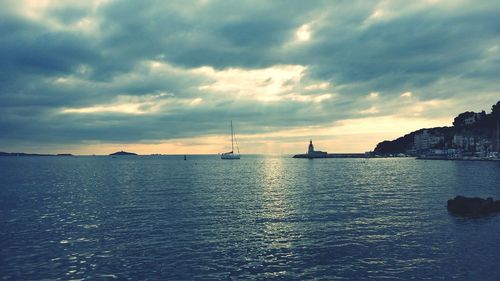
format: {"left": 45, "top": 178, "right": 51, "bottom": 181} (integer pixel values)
{"left": 56, "top": 114, "right": 453, "bottom": 155}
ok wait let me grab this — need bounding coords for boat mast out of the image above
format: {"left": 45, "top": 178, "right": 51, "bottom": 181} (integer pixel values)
{"left": 231, "top": 120, "right": 234, "bottom": 153}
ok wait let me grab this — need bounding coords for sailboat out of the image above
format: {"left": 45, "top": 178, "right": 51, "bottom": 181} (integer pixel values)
{"left": 221, "top": 121, "right": 240, "bottom": 160}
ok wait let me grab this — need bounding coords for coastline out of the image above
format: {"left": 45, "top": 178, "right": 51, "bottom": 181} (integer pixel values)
{"left": 416, "top": 156, "right": 500, "bottom": 161}
{"left": 293, "top": 153, "right": 370, "bottom": 159}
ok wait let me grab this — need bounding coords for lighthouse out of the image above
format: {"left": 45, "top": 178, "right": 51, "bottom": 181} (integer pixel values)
{"left": 293, "top": 139, "right": 328, "bottom": 158}
{"left": 308, "top": 140, "right": 315, "bottom": 155}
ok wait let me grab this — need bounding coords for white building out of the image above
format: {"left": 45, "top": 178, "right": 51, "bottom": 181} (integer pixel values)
{"left": 414, "top": 130, "right": 443, "bottom": 151}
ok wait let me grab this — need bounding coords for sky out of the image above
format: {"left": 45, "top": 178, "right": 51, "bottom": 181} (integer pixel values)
{"left": 1, "top": 0, "right": 499, "bottom": 155}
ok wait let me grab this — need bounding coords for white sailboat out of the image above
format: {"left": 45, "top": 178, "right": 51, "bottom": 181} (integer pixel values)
{"left": 221, "top": 121, "right": 240, "bottom": 160}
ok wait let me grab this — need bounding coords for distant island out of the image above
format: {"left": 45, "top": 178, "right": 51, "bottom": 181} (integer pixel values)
{"left": 109, "top": 151, "right": 138, "bottom": 156}
{"left": 0, "top": 152, "right": 73, "bottom": 157}
{"left": 373, "top": 100, "right": 500, "bottom": 160}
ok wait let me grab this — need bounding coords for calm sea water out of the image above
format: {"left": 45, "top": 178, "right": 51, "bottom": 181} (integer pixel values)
{"left": 1, "top": 155, "right": 499, "bottom": 280}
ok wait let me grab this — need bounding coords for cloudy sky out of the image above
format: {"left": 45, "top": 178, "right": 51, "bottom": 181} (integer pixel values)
{"left": 1, "top": 0, "right": 499, "bottom": 154}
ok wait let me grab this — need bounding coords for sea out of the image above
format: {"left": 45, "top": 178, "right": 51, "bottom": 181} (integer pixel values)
{"left": 1, "top": 155, "right": 499, "bottom": 280}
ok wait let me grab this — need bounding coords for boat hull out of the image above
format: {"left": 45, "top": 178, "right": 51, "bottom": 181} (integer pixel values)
{"left": 221, "top": 154, "right": 240, "bottom": 160}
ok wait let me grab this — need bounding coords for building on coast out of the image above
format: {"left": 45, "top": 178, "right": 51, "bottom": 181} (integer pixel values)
{"left": 293, "top": 140, "right": 368, "bottom": 159}
{"left": 307, "top": 140, "right": 327, "bottom": 158}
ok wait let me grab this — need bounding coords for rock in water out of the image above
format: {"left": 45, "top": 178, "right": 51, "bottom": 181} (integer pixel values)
{"left": 447, "top": 196, "right": 500, "bottom": 216}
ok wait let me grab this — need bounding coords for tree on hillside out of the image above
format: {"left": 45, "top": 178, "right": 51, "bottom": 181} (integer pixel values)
{"left": 492, "top": 101, "right": 500, "bottom": 150}
{"left": 492, "top": 101, "right": 500, "bottom": 120}
{"left": 453, "top": 111, "right": 475, "bottom": 127}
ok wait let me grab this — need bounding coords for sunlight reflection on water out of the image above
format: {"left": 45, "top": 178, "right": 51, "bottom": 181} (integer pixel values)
{"left": 1, "top": 156, "right": 500, "bottom": 280}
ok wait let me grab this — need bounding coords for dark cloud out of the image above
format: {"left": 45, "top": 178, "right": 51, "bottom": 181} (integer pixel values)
{"left": 0, "top": 0, "right": 499, "bottom": 150}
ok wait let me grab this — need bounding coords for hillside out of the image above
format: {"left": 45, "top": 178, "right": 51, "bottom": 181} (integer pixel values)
{"left": 373, "top": 101, "right": 500, "bottom": 155}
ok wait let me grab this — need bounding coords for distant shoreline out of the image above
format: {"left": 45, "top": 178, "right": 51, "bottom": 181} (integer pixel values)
{"left": 293, "top": 153, "right": 370, "bottom": 159}
{"left": 0, "top": 152, "right": 73, "bottom": 157}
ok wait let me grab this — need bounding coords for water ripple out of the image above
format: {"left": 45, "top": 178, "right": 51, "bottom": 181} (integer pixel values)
{"left": 1, "top": 156, "right": 500, "bottom": 280}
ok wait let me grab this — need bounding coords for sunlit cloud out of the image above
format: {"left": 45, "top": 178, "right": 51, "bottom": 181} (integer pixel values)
{"left": 12, "top": 0, "right": 105, "bottom": 34}
{"left": 362, "top": 0, "right": 459, "bottom": 27}
{"left": 60, "top": 93, "right": 202, "bottom": 115}
{"left": 295, "top": 23, "right": 312, "bottom": 42}
{"left": 195, "top": 64, "right": 332, "bottom": 103}
{"left": 1, "top": 0, "right": 498, "bottom": 154}
{"left": 305, "top": 82, "right": 330, "bottom": 91}
{"left": 399, "top": 99, "right": 448, "bottom": 117}
{"left": 359, "top": 106, "right": 380, "bottom": 114}
{"left": 363, "top": 6, "right": 394, "bottom": 26}
{"left": 368, "top": 9, "right": 389, "bottom": 21}
{"left": 488, "top": 45, "right": 498, "bottom": 53}
{"left": 196, "top": 64, "right": 303, "bottom": 101}
{"left": 285, "top": 93, "right": 334, "bottom": 103}
{"left": 61, "top": 103, "right": 148, "bottom": 115}
{"left": 368, "top": 92, "right": 380, "bottom": 99}
{"left": 400, "top": 91, "right": 412, "bottom": 98}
